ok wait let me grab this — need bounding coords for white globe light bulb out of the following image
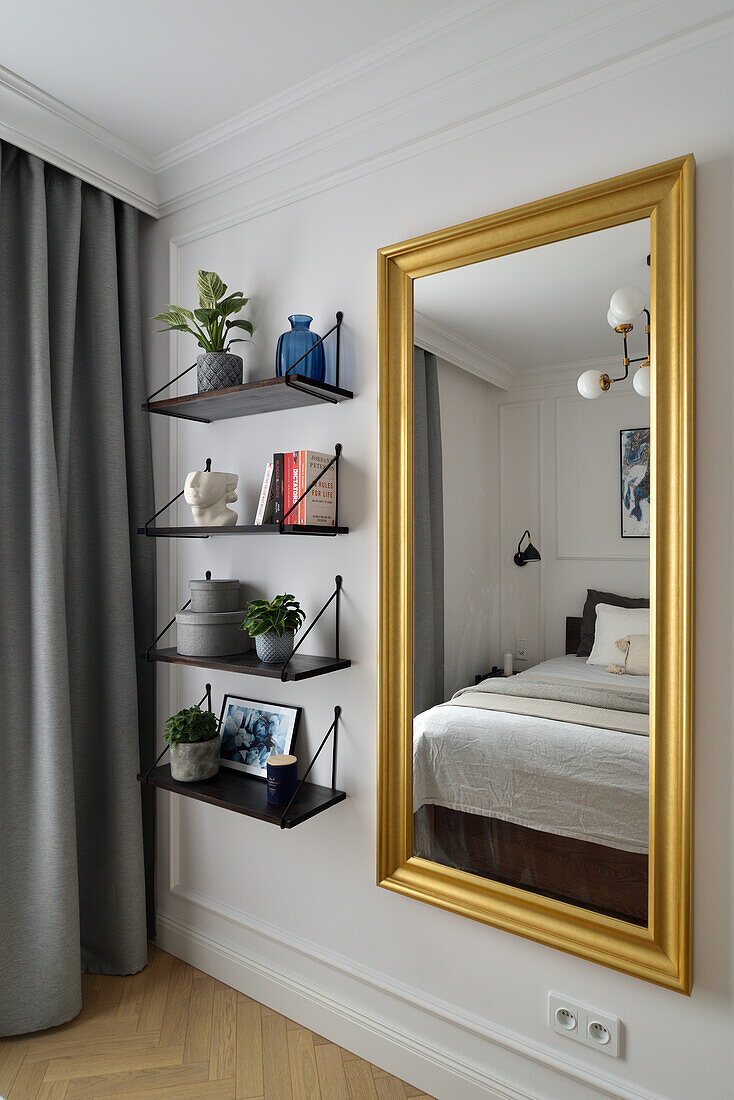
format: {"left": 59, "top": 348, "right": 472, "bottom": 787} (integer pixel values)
{"left": 577, "top": 369, "right": 604, "bottom": 399}
{"left": 609, "top": 286, "right": 646, "bottom": 325}
{"left": 633, "top": 364, "right": 651, "bottom": 397}
{"left": 607, "top": 308, "right": 620, "bottom": 330}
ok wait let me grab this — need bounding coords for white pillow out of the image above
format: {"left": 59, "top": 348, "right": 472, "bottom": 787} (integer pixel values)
{"left": 587, "top": 603, "right": 650, "bottom": 666}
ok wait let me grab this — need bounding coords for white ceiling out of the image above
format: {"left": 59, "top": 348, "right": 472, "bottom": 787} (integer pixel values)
{"left": 414, "top": 219, "right": 651, "bottom": 373}
{"left": 1, "top": 0, "right": 450, "bottom": 159}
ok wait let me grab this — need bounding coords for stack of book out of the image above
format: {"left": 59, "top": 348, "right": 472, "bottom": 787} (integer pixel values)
{"left": 254, "top": 450, "right": 336, "bottom": 527}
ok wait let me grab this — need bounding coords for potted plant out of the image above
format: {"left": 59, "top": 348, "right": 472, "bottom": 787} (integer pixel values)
{"left": 164, "top": 705, "right": 220, "bottom": 782}
{"left": 154, "top": 269, "right": 254, "bottom": 392}
{"left": 241, "top": 594, "right": 306, "bottom": 664}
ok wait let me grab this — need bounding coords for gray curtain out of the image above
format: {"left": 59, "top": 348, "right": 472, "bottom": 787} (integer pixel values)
{"left": 0, "top": 141, "right": 156, "bottom": 1035}
{"left": 413, "top": 347, "right": 444, "bottom": 715}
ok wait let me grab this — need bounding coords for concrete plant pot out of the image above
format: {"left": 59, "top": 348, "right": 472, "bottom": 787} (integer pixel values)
{"left": 196, "top": 352, "right": 243, "bottom": 392}
{"left": 189, "top": 578, "right": 240, "bottom": 613}
{"left": 176, "top": 608, "right": 249, "bottom": 657}
{"left": 170, "top": 737, "right": 220, "bottom": 782}
{"left": 255, "top": 630, "right": 295, "bottom": 664}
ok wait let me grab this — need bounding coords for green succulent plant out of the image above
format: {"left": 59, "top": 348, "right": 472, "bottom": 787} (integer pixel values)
{"left": 153, "top": 269, "right": 254, "bottom": 353}
{"left": 164, "top": 705, "right": 219, "bottom": 746}
{"left": 241, "top": 594, "right": 306, "bottom": 638}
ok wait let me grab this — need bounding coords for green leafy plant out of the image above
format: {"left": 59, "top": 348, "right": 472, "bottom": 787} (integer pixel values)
{"left": 241, "top": 594, "right": 306, "bottom": 638}
{"left": 153, "top": 270, "right": 254, "bottom": 353}
{"left": 164, "top": 705, "right": 219, "bottom": 746}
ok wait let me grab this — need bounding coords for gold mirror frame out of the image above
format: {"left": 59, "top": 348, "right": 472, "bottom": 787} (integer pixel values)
{"left": 377, "top": 156, "right": 694, "bottom": 993}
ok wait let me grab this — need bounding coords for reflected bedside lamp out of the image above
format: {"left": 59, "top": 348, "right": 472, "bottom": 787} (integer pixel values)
{"left": 513, "top": 530, "right": 541, "bottom": 567}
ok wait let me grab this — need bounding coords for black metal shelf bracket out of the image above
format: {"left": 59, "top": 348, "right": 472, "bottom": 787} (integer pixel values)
{"left": 283, "top": 312, "right": 343, "bottom": 388}
{"left": 280, "top": 575, "right": 343, "bottom": 682}
{"left": 145, "top": 570, "right": 212, "bottom": 660}
{"left": 144, "top": 459, "right": 212, "bottom": 536}
{"left": 145, "top": 361, "right": 197, "bottom": 409}
{"left": 280, "top": 443, "right": 342, "bottom": 529}
{"left": 143, "top": 682, "right": 213, "bottom": 780}
{"left": 280, "top": 705, "right": 341, "bottom": 827}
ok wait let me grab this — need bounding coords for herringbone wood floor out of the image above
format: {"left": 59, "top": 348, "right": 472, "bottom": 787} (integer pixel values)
{"left": 0, "top": 947, "right": 435, "bottom": 1100}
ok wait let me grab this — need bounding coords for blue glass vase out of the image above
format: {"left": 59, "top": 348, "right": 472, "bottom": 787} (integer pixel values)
{"left": 276, "top": 315, "right": 325, "bottom": 382}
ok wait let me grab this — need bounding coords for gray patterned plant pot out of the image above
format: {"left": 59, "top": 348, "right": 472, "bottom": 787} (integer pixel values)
{"left": 255, "top": 630, "right": 295, "bottom": 664}
{"left": 170, "top": 737, "right": 220, "bottom": 782}
{"left": 196, "top": 352, "right": 243, "bottom": 392}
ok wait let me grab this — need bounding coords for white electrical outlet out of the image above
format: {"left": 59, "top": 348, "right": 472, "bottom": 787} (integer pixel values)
{"left": 515, "top": 637, "right": 528, "bottom": 660}
{"left": 548, "top": 994, "right": 621, "bottom": 1058}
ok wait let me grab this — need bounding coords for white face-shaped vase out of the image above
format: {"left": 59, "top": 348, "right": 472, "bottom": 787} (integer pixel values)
{"left": 184, "top": 470, "right": 238, "bottom": 527}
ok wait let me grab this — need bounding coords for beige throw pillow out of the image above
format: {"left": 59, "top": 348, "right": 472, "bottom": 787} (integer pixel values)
{"left": 612, "top": 634, "right": 650, "bottom": 676}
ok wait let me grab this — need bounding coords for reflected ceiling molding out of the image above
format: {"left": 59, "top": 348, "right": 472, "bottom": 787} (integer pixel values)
{"left": 512, "top": 356, "right": 621, "bottom": 392}
{"left": 413, "top": 311, "right": 516, "bottom": 391}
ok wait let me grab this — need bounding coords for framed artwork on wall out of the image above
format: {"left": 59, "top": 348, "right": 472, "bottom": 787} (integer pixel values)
{"left": 620, "top": 427, "right": 650, "bottom": 538}
{"left": 218, "top": 695, "right": 301, "bottom": 778}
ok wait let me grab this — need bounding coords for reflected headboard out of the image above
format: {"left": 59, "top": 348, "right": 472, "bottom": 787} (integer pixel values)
{"left": 565, "top": 616, "right": 582, "bottom": 655}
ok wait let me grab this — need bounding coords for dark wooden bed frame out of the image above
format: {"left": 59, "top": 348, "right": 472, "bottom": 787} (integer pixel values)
{"left": 414, "top": 616, "right": 648, "bottom": 925}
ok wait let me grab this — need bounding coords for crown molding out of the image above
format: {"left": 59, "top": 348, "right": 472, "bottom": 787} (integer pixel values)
{"left": 414, "top": 312, "right": 516, "bottom": 390}
{"left": 0, "top": 64, "right": 158, "bottom": 216}
{"left": 510, "top": 356, "right": 623, "bottom": 391}
{"left": 1, "top": 0, "right": 731, "bottom": 219}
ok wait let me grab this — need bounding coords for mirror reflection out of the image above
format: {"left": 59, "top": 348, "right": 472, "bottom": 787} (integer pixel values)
{"left": 412, "top": 221, "right": 651, "bottom": 925}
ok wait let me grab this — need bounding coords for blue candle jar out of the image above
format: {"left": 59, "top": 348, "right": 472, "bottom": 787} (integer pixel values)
{"left": 267, "top": 754, "right": 299, "bottom": 804}
{"left": 276, "top": 315, "right": 325, "bottom": 382}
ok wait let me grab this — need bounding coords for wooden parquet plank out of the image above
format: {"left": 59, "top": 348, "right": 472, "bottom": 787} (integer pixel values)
{"left": 314, "top": 1044, "right": 349, "bottom": 1100}
{"left": 115, "top": 964, "right": 150, "bottom": 1021}
{"left": 105, "top": 1081, "right": 238, "bottom": 1100}
{"left": 373, "top": 1079, "right": 404, "bottom": 1100}
{"left": 24, "top": 1033, "right": 160, "bottom": 1064}
{"left": 7, "top": 1056, "right": 48, "bottom": 1098}
{"left": 45, "top": 1044, "right": 184, "bottom": 1081}
{"left": 343, "top": 1057, "right": 378, "bottom": 1100}
{"left": 160, "top": 956, "right": 193, "bottom": 1048}
{"left": 236, "top": 997, "right": 263, "bottom": 1099}
{"left": 36, "top": 1081, "right": 69, "bottom": 1099}
{"left": 136, "top": 945, "right": 173, "bottom": 1033}
{"left": 0, "top": 1038, "right": 26, "bottom": 1096}
{"left": 185, "top": 970, "right": 216, "bottom": 1066}
{"left": 209, "top": 985, "right": 237, "bottom": 1081}
{"left": 286, "top": 1027, "right": 320, "bottom": 1100}
{"left": 63, "top": 1061, "right": 209, "bottom": 1098}
{"left": 262, "top": 1012, "right": 292, "bottom": 1100}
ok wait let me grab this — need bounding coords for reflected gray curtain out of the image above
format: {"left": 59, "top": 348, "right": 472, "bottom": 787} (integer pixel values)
{"left": 413, "top": 347, "right": 444, "bottom": 714}
{"left": 0, "top": 141, "right": 156, "bottom": 1035}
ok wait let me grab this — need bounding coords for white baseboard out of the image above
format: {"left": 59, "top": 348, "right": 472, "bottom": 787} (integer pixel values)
{"left": 155, "top": 906, "right": 665, "bottom": 1100}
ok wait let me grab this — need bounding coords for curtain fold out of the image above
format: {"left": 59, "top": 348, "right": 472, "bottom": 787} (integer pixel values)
{"left": 413, "top": 347, "right": 445, "bottom": 715}
{"left": 0, "top": 141, "right": 156, "bottom": 1035}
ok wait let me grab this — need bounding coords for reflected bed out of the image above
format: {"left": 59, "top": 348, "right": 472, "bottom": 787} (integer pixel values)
{"left": 413, "top": 648, "right": 649, "bottom": 923}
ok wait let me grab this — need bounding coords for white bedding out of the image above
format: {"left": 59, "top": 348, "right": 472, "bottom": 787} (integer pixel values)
{"left": 413, "top": 655, "right": 649, "bottom": 853}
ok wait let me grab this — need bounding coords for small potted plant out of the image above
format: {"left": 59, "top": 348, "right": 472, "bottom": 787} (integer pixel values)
{"left": 241, "top": 594, "right": 306, "bottom": 664}
{"left": 165, "top": 705, "right": 220, "bottom": 782}
{"left": 154, "top": 269, "right": 254, "bottom": 392}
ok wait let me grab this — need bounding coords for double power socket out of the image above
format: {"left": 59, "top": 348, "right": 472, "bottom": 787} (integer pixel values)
{"left": 548, "top": 993, "right": 621, "bottom": 1057}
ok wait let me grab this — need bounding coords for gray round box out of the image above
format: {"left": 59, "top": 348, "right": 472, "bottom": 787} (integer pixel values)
{"left": 189, "top": 578, "right": 240, "bottom": 613}
{"left": 176, "top": 608, "right": 248, "bottom": 656}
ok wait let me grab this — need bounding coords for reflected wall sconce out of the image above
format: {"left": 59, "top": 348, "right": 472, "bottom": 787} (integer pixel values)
{"left": 577, "top": 280, "right": 651, "bottom": 400}
{"left": 514, "top": 530, "right": 541, "bottom": 567}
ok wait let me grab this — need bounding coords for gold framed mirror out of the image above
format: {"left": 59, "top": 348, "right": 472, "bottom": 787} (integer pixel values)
{"left": 377, "top": 157, "right": 694, "bottom": 992}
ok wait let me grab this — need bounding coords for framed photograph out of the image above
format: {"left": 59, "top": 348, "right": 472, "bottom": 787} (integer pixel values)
{"left": 620, "top": 427, "right": 650, "bottom": 538}
{"left": 218, "top": 695, "right": 302, "bottom": 778}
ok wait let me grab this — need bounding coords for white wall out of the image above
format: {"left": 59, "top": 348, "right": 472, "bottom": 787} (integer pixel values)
{"left": 437, "top": 357, "right": 501, "bottom": 697}
{"left": 138, "top": 8, "right": 734, "bottom": 1099}
{"left": 498, "top": 376, "right": 650, "bottom": 667}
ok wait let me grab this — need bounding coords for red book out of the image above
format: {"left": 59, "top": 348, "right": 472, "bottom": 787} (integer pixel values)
{"left": 284, "top": 451, "right": 299, "bottom": 525}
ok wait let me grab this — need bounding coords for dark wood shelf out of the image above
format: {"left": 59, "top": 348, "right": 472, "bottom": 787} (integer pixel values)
{"left": 145, "top": 646, "right": 351, "bottom": 681}
{"left": 138, "top": 764, "right": 346, "bottom": 828}
{"left": 143, "top": 374, "right": 353, "bottom": 422}
{"left": 138, "top": 524, "right": 349, "bottom": 538}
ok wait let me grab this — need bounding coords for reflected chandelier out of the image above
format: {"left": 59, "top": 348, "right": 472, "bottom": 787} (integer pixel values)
{"left": 577, "top": 284, "right": 651, "bottom": 400}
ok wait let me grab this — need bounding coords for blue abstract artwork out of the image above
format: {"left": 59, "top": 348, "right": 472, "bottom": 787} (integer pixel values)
{"left": 219, "top": 697, "right": 299, "bottom": 777}
{"left": 620, "top": 427, "right": 650, "bottom": 538}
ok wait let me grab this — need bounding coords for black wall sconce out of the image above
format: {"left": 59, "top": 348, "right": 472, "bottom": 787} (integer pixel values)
{"left": 514, "top": 530, "right": 541, "bottom": 567}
